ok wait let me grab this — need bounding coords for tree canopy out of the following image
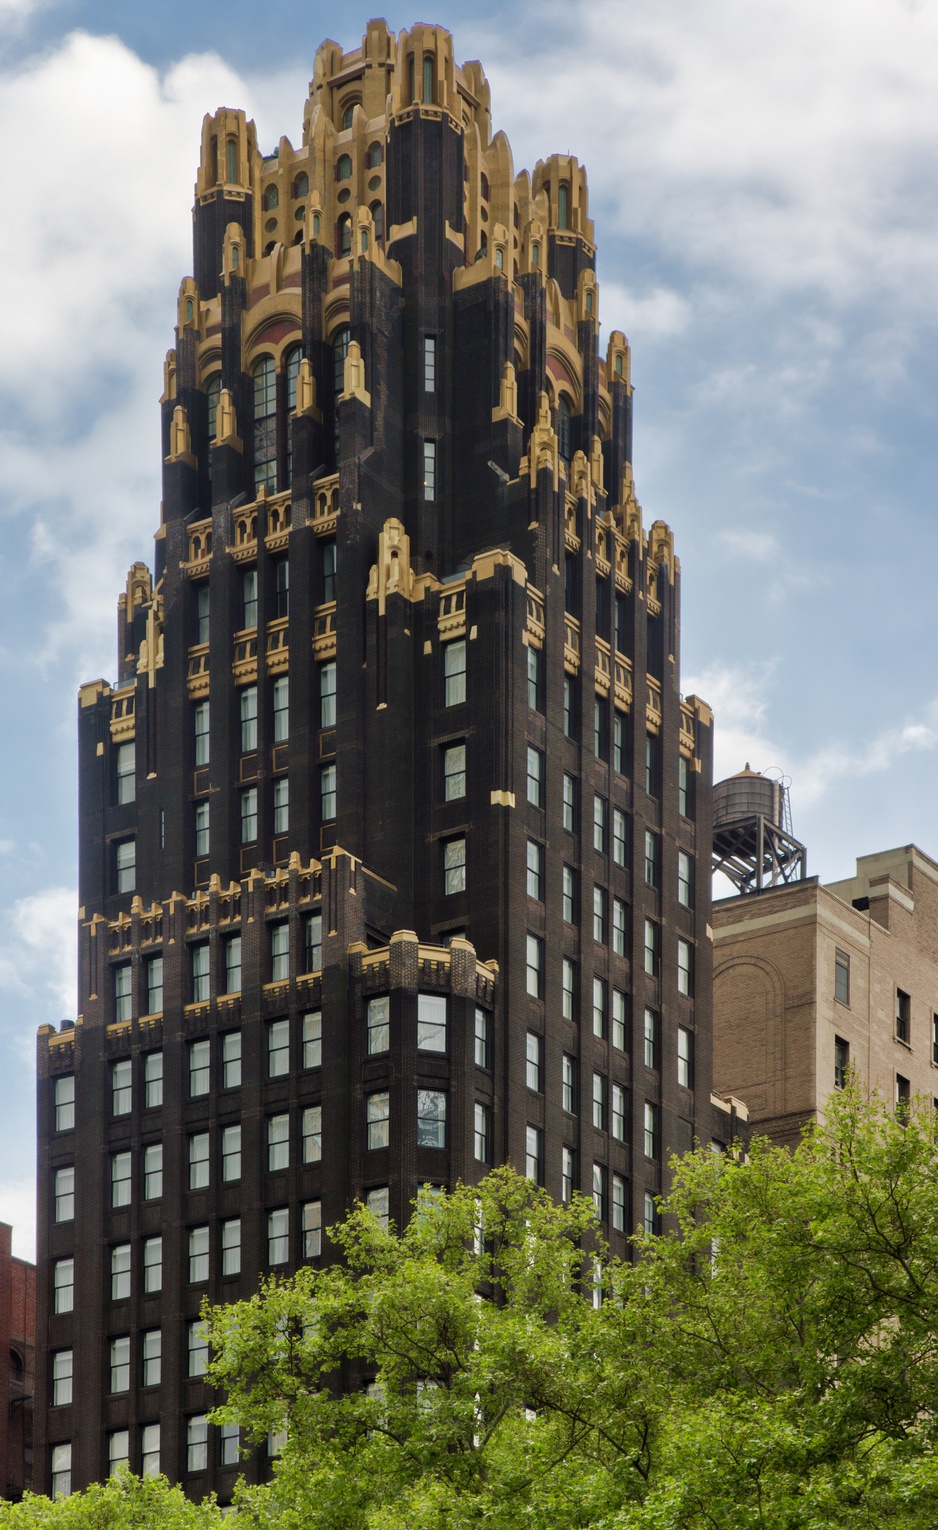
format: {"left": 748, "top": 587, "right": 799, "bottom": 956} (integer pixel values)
{"left": 6, "top": 1086, "right": 938, "bottom": 1529}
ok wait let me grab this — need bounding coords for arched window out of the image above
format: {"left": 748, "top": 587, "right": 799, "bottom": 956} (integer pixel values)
{"left": 408, "top": 55, "right": 416, "bottom": 103}
{"left": 292, "top": 172, "right": 308, "bottom": 199}
{"left": 422, "top": 55, "right": 434, "bottom": 105}
{"left": 557, "top": 395, "right": 573, "bottom": 465}
{"left": 226, "top": 138, "right": 237, "bottom": 184}
{"left": 263, "top": 241, "right": 276, "bottom": 256}
{"left": 531, "top": 242, "right": 540, "bottom": 269}
{"left": 370, "top": 202, "right": 384, "bottom": 245}
{"left": 336, "top": 154, "right": 352, "bottom": 182}
{"left": 557, "top": 182, "right": 569, "bottom": 230}
{"left": 208, "top": 135, "right": 218, "bottom": 185}
{"left": 366, "top": 141, "right": 383, "bottom": 169}
{"left": 585, "top": 290, "right": 593, "bottom": 315}
{"left": 476, "top": 230, "right": 488, "bottom": 261}
{"left": 480, "top": 173, "right": 490, "bottom": 202}
{"left": 262, "top": 185, "right": 279, "bottom": 212}
{"left": 185, "top": 298, "right": 194, "bottom": 322}
{"left": 293, "top": 229, "right": 304, "bottom": 245}
{"left": 285, "top": 346, "right": 302, "bottom": 413}
{"left": 253, "top": 356, "right": 277, "bottom": 494}
{"left": 312, "top": 213, "right": 321, "bottom": 239}
{"left": 495, "top": 247, "right": 504, "bottom": 269}
{"left": 206, "top": 375, "right": 221, "bottom": 441}
{"left": 614, "top": 354, "right": 624, "bottom": 377}
{"left": 337, "top": 214, "right": 352, "bottom": 257}
{"left": 342, "top": 102, "right": 357, "bottom": 130}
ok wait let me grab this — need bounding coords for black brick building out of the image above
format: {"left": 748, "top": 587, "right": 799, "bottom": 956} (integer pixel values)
{"left": 34, "top": 20, "right": 739, "bottom": 1500}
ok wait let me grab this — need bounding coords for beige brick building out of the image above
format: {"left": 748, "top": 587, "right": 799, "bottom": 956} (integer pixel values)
{"left": 712, "top": 845, "right": 938, "bottom": 1146}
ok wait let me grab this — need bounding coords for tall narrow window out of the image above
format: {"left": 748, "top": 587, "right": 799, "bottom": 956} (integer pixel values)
{"left": 273, "top": 778, "right": 289, "bottom": 835}
{"left": 268, "top": 1019, "right": 289, "bottom": 1077}
{"left": 444, "top": 640, "right": 466, "bottom": 706}
{"left": 51, "top": 1443, "right": 72, "bottom": 1499}
{"left": 422, "top": 53, "right": 434, "bottom": 104}
{"left": 526, "top": 935, "right": 543, "bottom": 999}
{"left": 242, "top": 569, "right": 258, "bottom": 629}
{"left": 268, "top": 1114, "right": 290, "bottom": 1172}
{"left": 52, "top": 1349, "right": 73, "bottom": 1406}
{"left": 644, "top": 919, "right": 660, "bottom": 979}
{"left": 191, "top": 944, "right": 210, "bottom": 1004}
{"left": 644, "top": 831, "right": 660, "bottom": 887}
{"left": 195, "top": 799, "right": 210, "bottom": 858}
{"left": 613, "top": 712, "right": 624, "bottom": 775}
{"left": 144, "top": 1050, "right": 163, "bottom": 1108}
{"left": 318, "top": 662, "right": 336, "bottom": 729}
{"left": 896, "top": 1073, "right": 911, "bottom": 1120}
{"left": 562, "top": 957, "right": 576, "bottom": 1022}
{"left": 224, "top": 937, "right": 241, "bottom": 996}
{"left": 253, "top": 357, "right": 277, "bottom": 494}
{"left": 557, "top": 395, "right": 572, "bottom": 463}
{"left": 222, "top": 1219, "right": 241, "bottom": 1277}
{"left": 592, "top": 978, "right": 607, "bottom": 1039}
{"left": 613, "top": 808, "right": 627, "bottom": 868}
{"left": 111, "top": 1243, "right": 130, "bottom": 1300}
{"left": 443, "top": 837, "right": 467, "bottom": 895}
{"left": 835, "top": 950, "right": 850, "bottom": 1006}
{"left": 189, "top": 1037, "right": 210, "bottom": 1094}
{"left": 240, "top": 785, "right": 257, "bottom": 843}
{"left": 562, "top": 864, "right": 576, "bottom": 923}
{"left": 54, "top": 1075, "right": 75, "bottom": 1132}
{"left": 116, "top": 742, "right": 135, "bottom": 804}
{"left": 188, "top": 1415, "right": 208, "bottom": 1472}
{"left": 145, "top": 957, "right": 163, "bottom": 1016}
{"left": 612, "top": 1174, "right": 627, "bottom": 1232}
{"left": 592, "top": 1162, "right": 607, "bottom": 1221}
{"left": 526, "top": 1031, "right": 542, "bottom": 1092}
{"left": 678, "top": 1027, "right": 693, "bottom": 1088}
{"left": 54, "top": 1167, "right": 74, "bottom": 1222}
{"left": 612, "top": 1084, "right": 627, "bottom": 1141}
{"left": 417, "top": 1089, "right": 447, "bottom": 1148}
{"left": 474, "top": 1102, "right": 491, "bottom": 1163}
{"left": 644, "top": 1102, "right": 660, "bottom": 1160}
{"left": 206, "top": 378, "right": 221, "bottom": 443}
{"left": 303, "top": 1010, "right": 322, "bottom": 1068}
{"left": 320, "top": 764, "right": 337, "bottom": 821}
{"left": 142, "top": 1329, "right": 161, "bottom": 1387}
{"left": 443, "top": 742, "right": 466, "bottom": 800}
{"left": 677, "top": 939, "right": 693, "bottom": 997}
{"left": 273, "top": 675, "right": 290, "bottom": 742}
{"left": 285, "top": 345, "right": 301, "bottom": 414}
{"left": 613, "top": 898, "right": 627, "bottom": 957}
{"left": 526, "top": 745, "right": 544, "bottom": 807}
{"left": 562, "top": 773, "right": 576, "bottom": 833}
{"left": 188, "top": 1133, "right": 210, "bottom": 1190}
{"left": 644, "top": 1008, "right": 659, "bottom": 1070}
{"left": 612, "top": 989, "right": 628, "bottom": 1051}
{"left": 423, "top": 439, "right": 437, "bottom": 501}
{"left": 592, "top": 1072, "right": 606, "bottom": 1130}
{"left": 645, "top": 734, "right": 659, "bottom": 797}
{"left": 562, "top": 1054, "right": 577, "bottom": 1114}
{"left": 111, "top": 1151, "right": 132, "bottom": 1208}
{"left": 562, "top": 1146, "right": 576, "bottom": 1202}
{"left": 53, "top": 1258, "right": 74, "bottom": 1314}
{"left": 116, "top": 839, "right": 135, "bottom": 894}
{"left": 141, "top": 1424, "right": 160, "bottom": 1479}
{"left": 593, "top": 795, "right": 607, "bottom": 853}
{"left": 143, "top": 1142, "right": 162, "bottom": 1200}
{"left": 834, "top": 1036, "right": 849, "bottom": 1090}
{"left": 274, "top": 557, "right": 289, "bottom": 619}
{"left": 143, "top": 1237, "right": 162, "bottom": 1294}
{"left": 322, "top": 539, "right": 337, "bottom": 603}
{"left": 108, "top": 1337, "right": 129, "bottom": 1394}
{"left": 678, "top": 851, "right": 693, "bottom": 908}
{"left": 305, "top": 913, "right": 323, "bottom": 972}
{"left": 367, "top": 1091, "right": 390, "bottom": 1149}
{"left": 526, "top": 840, "right": 543, "bottom": 900}
{"left": 226, "top": 137, "right": 237, "bottom": 184}
{"left": 303, "top": 1106, "right": 322, "bottom": 1163}
{"left": 240, "top": 686, "right": 258, "bottom": 752}
{"left": 418, "top": 993, "right": 447, "bottom": 1052}
{"left": 678, "top": 755, "right": 692, "bottom": 817}
{"left": 563, "top": 676, "right": 574, "bottom": 738}
{"left": 112, "top": 1059, "right": 132, "bottom": 1116}
{"left": 189, "top": 1226, "right": 210, "bottom": 1283}
{"left": 303, "top": 1202, "right": 322, "bottom": 1259}
{"left": 525, "top": 1125, "right": 543, "bottom": 1183}
{"left": 527, "top": 645, "right": 542, "bottom": 711}
{"left": 557, "top": 181, "right": 569, "bottom": 229}
{"left": 367, "top": 996, "right": 390, "bottom": 1054}
{"left": 114, "top": 964, "right": 132, "bottom": 1023}
{"left": 424, "top": 335, "right": 436, "bottom": 390}
{"left": 194, "top": 701, "right": 210, "bottom": 766}
{"left": 593, "top": 885, "right": 607, "bottom": 944}
{"left": 222, "top": 1125, "right": 241, "bottom": 1182}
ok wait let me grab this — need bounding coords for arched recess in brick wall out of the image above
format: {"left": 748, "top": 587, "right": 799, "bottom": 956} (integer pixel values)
{"left": 713, "top": 955, "right": 786, "bottom": 1122}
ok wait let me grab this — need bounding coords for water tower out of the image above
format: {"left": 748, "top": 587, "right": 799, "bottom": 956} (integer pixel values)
{"left": 712, "top": 765, "right": 807, "bottom": 894}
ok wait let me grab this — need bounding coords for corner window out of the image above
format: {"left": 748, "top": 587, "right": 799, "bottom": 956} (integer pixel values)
{"left": 54, "top": 1075, "right": 75, "bottom": 1132}
{"left": 417, "top": 993, "right": 447, "bottom": 1052}
{"left": 367, "top": 995, "right": 390, "bottom": 1055}
{"left": 367, "top": 1091, "right": 390, "bottom": 1150}
{"left": 417, "top": 1089, "right": 447, "bottom": 1148}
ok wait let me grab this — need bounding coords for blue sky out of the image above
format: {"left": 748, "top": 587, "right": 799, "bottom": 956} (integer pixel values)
{"left": 0, "top": 0, "right": 937, "bottom": 1253}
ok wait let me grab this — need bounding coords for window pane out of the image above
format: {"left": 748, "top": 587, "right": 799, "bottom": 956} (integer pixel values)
{"left": 143, "top": 1237, "right": 162, "bottom": 1294}
{"left": 222, "top": 1124, "right": 242, "bottom": 1183}
{"left": 303, "top": 1201, "right": 322, "bottom": 1259}
{"left": 188, "top": 1226, "right": 210, "bottom": 1283}
{"left": 303, "top": 1105, "right": 322, "bottom": 1163}
{"left": 222, "top": 1219, "right": 241, "bottom": 1277}
{"left": 268, "top": 1019, "right": 289, "bottom": 1077}
{"left": 367, "top": 1091, "right": 390, "bottom": 1150}
{"left": 144, "top": 1050, "right": 163, "bottom": 1108}
{"left": 417, "top": 993, "right": 447, "bottom": 1052}
{"left": 417, "top": 1089, "right": 446, "bottom": 1149}
{"left": 268, "top": 1208, "right": 289, "bottom": 1265}
{"left": 303, "top": 1010, "right": 322, "bottom": 1068}
{"left": 474, "top": 1008, "right": 490, "bottom": 1069}
{"left": 444, "top": 641, "right": 466, "bottom": 706}
{"left": 268, "top": 1114, "right": 290, "bottom": 1172}
{"left": 367, "top": 996, "right": 390, "bottom": 1054}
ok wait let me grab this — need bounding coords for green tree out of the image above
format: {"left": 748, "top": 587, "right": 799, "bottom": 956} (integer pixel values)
{"left": 0, "top": 1471, "right": 225, "bottom": 1528}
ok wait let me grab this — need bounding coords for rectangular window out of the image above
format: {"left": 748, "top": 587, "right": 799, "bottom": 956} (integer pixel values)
{"left": 141, "top": 1424, "right": 160, "bottom": 1479}
{"left": 107, "top": 1432, "right": 130, "bottom": 1477}
{"left": 270, "top": 676, "right": 289, "bottom": 740}
{"left": 613, "top": 712, "right": 624, "bottom": 775}
{"left": 644, "top": 1008, "right": 659, "bottom": 1070}
{"left": 644, "top": 919, "right": 660, "bottom": 979}
{"left": 268, "top": 1018, "right": 289, "bottom": 1077}
{"left": 367, "top": 1091, "right": 390, "bottom": 1150}
{"left": 220, "top": 1031, "right": 241, "bottom": 1091}
{"left": 562, "top": 864, "right": 576, "bottom": 923}
{"left": 678, "top": 939, "right": 693, "bottom": 997}
{"left": 563, "top": 675, "right": 574, "bottom": 739}
{"left": 367, "top": 995, "right": 390, "bottom": 1054}
{"left": 54, "top": 1075, "right": 75, "bottom": 1132}
{"left": 54, "top": 1167, "right": 74, "bottom": 1223}
{"left": 52, "top": 1348, "right": 73, "bottom": 1406}
{"left": 678, "top": 754, "right": 691, "bottom": 818}
{"left": 144, "top": 1049, "right": 163, "bottom": 1108}
{"left": 592, "top": 1072, "right": 606, "bottom": 1130}
{"left": 443, "top": 742, "right": 466, "bottom": 800}
{"left": 526, "top": 745, "right": 544, "bottom": 807}
{"left": 834, "top": 1036, "right": 849, "bottom": 1090}
{"left": 423, "top": 439, "right": 437, "bottom": 500}
{"left": 593, "top": 885, "right": 607, "bottom": 944}
{"left": 474, "top": 1007, "right": 490, "bottom": 1069}
{"left": 305, "top": 912, "right": 323, "bottom": 972}
{"left": 612, "top": 809, "right": 627, "bottom": 868}
{"left": 417, "top": 1089, "right": 447, "bottom": 1148}
{"left": 189, "top": 1226, "right": 210, "bottom": 1284}
{"left": 221, "top": 939, "right": 241, "bottom": 1000}
{"left": 268, "top": 1114, "right": 290, "bottom": 1172}
{"left": 111, "top": 1150, "right": 132, "bottom": 1208}
{"left": 592, "top": 1162, "right": 607, "bottom": 1222}
{"left": 562, "top": 957, "right": 576, "bottom": 1021}
{"left": 194, "top": 701, "right": 210, "bottom": 767}
{"left": 321, "top": 763, "right": 337, "bottom": 820}
{"left": 274, "top": 557, "right": 289, "bottom": 619}
{"left": 219, "top": 1423, "right": 240, "bottom": 1467}
{"left": 593, "top": 795, "right": 607, "bottom": 853}
{"left": 645, "top": 733, "right": 659, "bottom": 797}
{"left": 562, "top": 1054, "right": 576, "bottom": 1114}
{"left": 525, "top": 1125, "right": 543, "bottom": 1183}
{"left": 612, "top": 1083, "right": 627, "bottom": 1141}
{"left": 316, "top": 662, "right": 336, "bottom": 731}
{"left": 933, "top": 1014, "right": 938, "bottom": 1067}
{"left": 195, "top": 799, "right": 210, "bottom": 857}
{"left": 271, "top": 922, "right": 289, "bottom": 982}
{"left": 417, "top": 993, "right": 447, "bottom": 1052}
{"left": 112, "top": 1058, "right": 132, "bottom": 1116}
{"left": 240, "top": 685, "right": 258, "bottom": 753}
{"left": 424, "top": 334, "right": 436, "bottom": 391}
{"left": 303, "top": 1010, "right": 322, "bottom": 1068}
{"left": 678, "top": 850, "right": 693, "bottom": 908}
{"left": 303, "top": 1105, "right": 322, "bottom": 1163}
{"left": 116, "top": 741, "right": 135, "bottom": 804}
{"left": 613, "top": 989, "right": 628, "bottom": 1051}
{"left": 242, "top": 568, "right": 258, "bottom": 629}
{"left": 143, "top": 1142, "right": 162, "bottom": 1200}
{"left": 526, "top": 1031, "right": 542, "bottom": 1092}
{"left": 444, "top": 837, "right": 467, "bottom": 895}
{"left": 188, "top": 1132, "right": 210, "bottom": 1190}
{"left": 592, "top": 977, "right": 607, "bottom": 1040}
{"left": 322, "top": 540, "right": 337, "bottom": 603}
{"left": 473, "top": 1102, "right": 491, "bottom": 1163}
{"left": 114, "top": 964, "right": 132, "bottom": 1024}
{"left": 613, "top": 898, "right": 627, "bottom": 957}
{"left": 268, "top": 1208, "right": 289, "bottom": 1266}
{"left": 108, "top": 1335, "right": 129, "bottom": 1394}
{"left": 222, "top": 1219, "right": 241, "bottom": 1277}
{"left": 189, "top": 1037, "right": 210, "bottom": 1096}
{"left": 222, "top": 1124, "right": 241, "bottom": 1183}
{"left": 241, "top": 785, "right": 258, "bottom": 843}
{"left": 111, "top": 1243, "right": 131, "bottom": 1301}
{"left": 273, "top": 777, "right": 289, "bottom": 835}
{"left": 678, "top": 1027, "right": 693, "bottom": 1088}
{"left": 303, "top": 1201, "right": 322, "bottom": 1259}
{"left": 526, "top": 934, "right": 543, "bottom": 998}
{"left": 896, "top": 1073, "right": 911, "bottom": 1119}
{"left": 191, "top": 944, "right": 210, "bottom": 1004}
{"left": 51, "top": 1443, "right": 72, "bottom": 1499}
{"left": 187, "top": 1415, "right": 208, "bottom": 1474}
{"left": 644, "top": 1102, "right": 660, "bottom": 1160}
{"left": 562, "top": 773, "right": 576, "bottom": 833}
{"left": 142, "top": 1329, "right": 161, "bottom": 1388}
{"left": 143, "top": 1236, "right": 162, "bottom": 1295}
{"left": 644, "top": 830, "right": 660, "bottom": 887}
{"left": 444, "top": 640, "right": 466, "bottom": 706}
{"left": 116, "top": 838, "right": 135, "bottom": 894}
{"left": 526, "top": 839, "right": 543, "bottom": 900}
{"left": 146, "top": 956, "right": 163, "bottom": 1016}
{"left": 53, "top": 1258, "right": 74, "bottom": 1314}
{"left": 612, "top": 1173, "right": 627, "bottom": 1232}
{"left": 526, "top": 643, "right": 542, "bottom": 711}
{"left": 562, "top": 1145, "right": 576, "bottom": 1203}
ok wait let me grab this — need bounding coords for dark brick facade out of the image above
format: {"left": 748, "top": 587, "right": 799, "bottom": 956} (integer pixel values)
{"left": 35, "top": 21, "right": 737, "bottom": 1500}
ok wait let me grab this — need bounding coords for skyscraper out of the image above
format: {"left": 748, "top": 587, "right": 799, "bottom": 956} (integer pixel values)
{"left": 35, "top": 21, "right": 734, "bottom": 1499}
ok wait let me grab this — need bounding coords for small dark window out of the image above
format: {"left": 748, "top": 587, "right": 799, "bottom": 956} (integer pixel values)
{"left": 557, "top": 181, "right": 569, "bottom": 229}
{"left": 896, "top": 1073, "right": 911, "bottom": 1121}
{"left": 422, "top": 55, "right": 434, "bottom": 105}
{"left": 834, "top": 950, "right": 850, "bottom": 1006}
{"left": 366, "top": 141, "right": 383, "bottom": 168}
{"left": 557, "top": 396, "right": 572, "bottom": 464}
{"left": 896, "top": 988, "right": 911, "bottom": 1044}
{"left": 292, "top": 172, "right": 308, "bottom": 198}
{"left": 262, "top": 185, "right": 279, "bottom": 212}
{"left": 834, "top": 1037, "right": 849, "bottom": 1090}
{"left": 336, "top": 154, "right": 352, "bottom": 181}
{"left": 337, "top": 214, "right": 352, "bottom": 257}
{"left": 933, "top": 1013, "right": 938, "bottom": 1066}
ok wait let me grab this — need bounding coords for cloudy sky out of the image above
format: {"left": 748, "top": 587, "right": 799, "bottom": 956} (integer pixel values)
{"left": 0, "top": 0, "right": 936, "bottom": 1254}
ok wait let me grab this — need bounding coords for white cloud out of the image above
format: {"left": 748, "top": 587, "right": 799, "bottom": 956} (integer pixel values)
{"left": 718, "top": 529, "right": 780, "bottom": 563}
{"left": 0, "top": 1178, "right": 34, "bottom": 1262}
{"left": 0, "top": 886, "right": 77, "bottom": 1051}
